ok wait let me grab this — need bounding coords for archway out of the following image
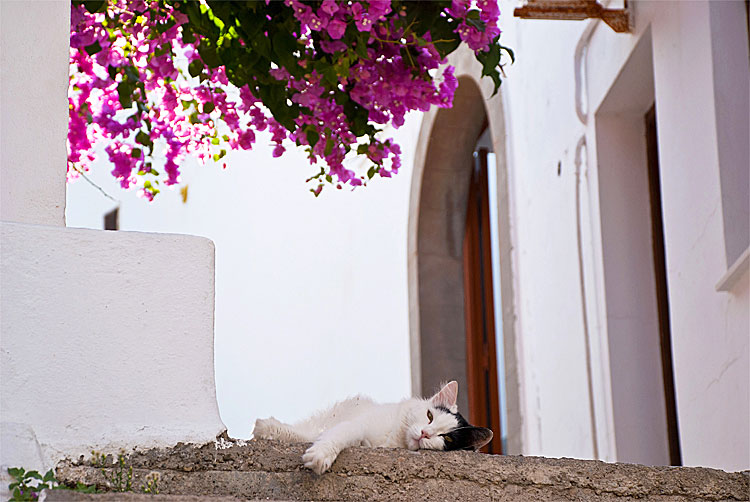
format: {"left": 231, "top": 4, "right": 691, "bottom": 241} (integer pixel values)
{"left": 407, "top": 70, "right": 521, "bottom": 454}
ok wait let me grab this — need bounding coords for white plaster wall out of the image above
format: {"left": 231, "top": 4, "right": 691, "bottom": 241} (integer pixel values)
{"left": 0, "top": 222, "right": 225, "bottom": 472}
{"left": 497, "top": 0, "right": 749, "bottom": 470}
{"left": 1, "top": 3, "right": 226, "bottom": 490}
{"left": 496, "top": 8, "right": 599, "bottom": 459}
{"left": 647, "top": 1, "right": 749, "bottom": 471}
{"left": 66, "top": 115, "right": 421, "bottom": 439}
{"left": 0, "top": 0, "right": 69, "bottom": 226}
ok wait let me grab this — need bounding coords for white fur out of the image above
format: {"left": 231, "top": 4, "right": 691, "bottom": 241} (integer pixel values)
{"left": 253, "top": 381, "right": 461, "bottom": 474}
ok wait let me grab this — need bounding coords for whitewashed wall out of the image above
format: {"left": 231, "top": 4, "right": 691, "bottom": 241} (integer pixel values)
{"left": 497, "top": 0, "right": 748, "bottom": 471}
{"left": 0, "top": 1, "right": 225, "bottom": 494}
{"left": 0, "top": 0, "right": 69, "bottom": 225}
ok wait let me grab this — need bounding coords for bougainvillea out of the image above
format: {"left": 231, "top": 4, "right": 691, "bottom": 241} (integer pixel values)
{"left": 69, "top": 0, "right": 512, "bottom": 199}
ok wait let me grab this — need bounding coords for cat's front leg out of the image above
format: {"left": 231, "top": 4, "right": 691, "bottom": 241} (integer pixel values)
{"left": 302, "top": 440, "right": 340, "bottom": 475}
{"left": 254, "top": 417, "right": 308, "bottom": 442}
{"left": 302, "top": 420, "right": 363, "bottom": 475}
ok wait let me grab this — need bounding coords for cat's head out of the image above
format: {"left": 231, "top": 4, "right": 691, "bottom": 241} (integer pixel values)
{"left": 404, "top": 381, "right": 493, "bottom": 452}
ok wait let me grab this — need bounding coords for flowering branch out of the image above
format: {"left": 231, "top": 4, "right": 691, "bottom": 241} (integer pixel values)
{"left": 68, "top": 0, "right": 513, "bottom": 199}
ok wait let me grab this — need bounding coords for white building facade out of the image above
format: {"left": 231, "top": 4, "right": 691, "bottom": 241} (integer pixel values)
{"left": 2, "top": 0, "right": 747, "bottom": 486}
{"left": 407, "top": 0, "right": 748, "bottom": 470}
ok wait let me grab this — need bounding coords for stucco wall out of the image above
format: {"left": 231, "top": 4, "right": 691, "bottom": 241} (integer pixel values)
{"left": 0, "top": 222, "right": 225, "bottom": 471}
{"left": 494, "top": 0, "right": 749, "bottom": 470}
{"left": 0, "top": 1, "right": 227, "bottom": 492}
{"left": 0, "top": 0, "right": 69, "bottom": 226}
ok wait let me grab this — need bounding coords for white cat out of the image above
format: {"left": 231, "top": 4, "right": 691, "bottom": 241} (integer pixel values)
{"left": 252, "top": 381, "right": 493, "bottom": 474}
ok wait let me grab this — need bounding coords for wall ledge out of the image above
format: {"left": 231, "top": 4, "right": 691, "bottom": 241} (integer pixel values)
{"left": 56, "top": 439, "right": 749, "bottom": 502}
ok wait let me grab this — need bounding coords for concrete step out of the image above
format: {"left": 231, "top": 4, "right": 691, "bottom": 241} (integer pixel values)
{"left": 55, "top": 439, "right": 749, "bottom": 502}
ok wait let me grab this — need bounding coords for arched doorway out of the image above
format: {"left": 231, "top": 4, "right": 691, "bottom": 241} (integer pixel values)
{"left": 407, "top": 72, "right": 521, "bottom": 454}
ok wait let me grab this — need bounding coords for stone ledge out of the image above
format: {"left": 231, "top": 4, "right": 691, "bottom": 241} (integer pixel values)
{"left": 56, "top": 439, "right": 749, "bottom": 502}
{"left": 43, "top": 493, "right": 246, "bottom": 502}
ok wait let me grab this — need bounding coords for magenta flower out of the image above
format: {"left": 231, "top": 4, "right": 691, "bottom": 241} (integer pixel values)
{"left": 326, "top": 18, "right": 347, "bottom": 39}
{"left": 68, "top": 0, "right": 508, "bottom": 197}
{"left": 320, "top": 0, "right": 339, "bottom": 16}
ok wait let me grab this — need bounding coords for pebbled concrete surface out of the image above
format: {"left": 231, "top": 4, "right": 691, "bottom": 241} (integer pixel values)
{"left": 55, "top": 439, "right": 749, "bottom": 501}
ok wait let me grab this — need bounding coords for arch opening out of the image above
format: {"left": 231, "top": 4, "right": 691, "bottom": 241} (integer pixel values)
{"left": 408, "top": 76, "right": 519, "bottom": 454}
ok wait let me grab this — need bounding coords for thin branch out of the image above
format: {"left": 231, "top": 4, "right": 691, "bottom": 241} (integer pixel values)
{"left": 69, "top": 164, "right": 120, "bottom": 203}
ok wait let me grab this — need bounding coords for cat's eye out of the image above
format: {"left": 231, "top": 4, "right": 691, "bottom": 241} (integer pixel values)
{"left": 427, "top": 410, "right": 433, "bottom": 423}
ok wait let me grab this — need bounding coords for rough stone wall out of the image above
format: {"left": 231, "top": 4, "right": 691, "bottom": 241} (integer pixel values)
{"left": 55, "top": 439, "right": 749, "bottom": 501}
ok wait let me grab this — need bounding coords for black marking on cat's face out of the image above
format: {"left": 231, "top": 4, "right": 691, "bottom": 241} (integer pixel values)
{"left": 435, "top": 406, "right": 493, "bottom": 451}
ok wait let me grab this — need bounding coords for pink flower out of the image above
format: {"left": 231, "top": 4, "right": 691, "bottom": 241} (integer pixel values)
{"left": 326, "top": 18, "right": 347, "bottom": 39}
{"left": 320, "top": 0, "right": 338, "bottom": 16}
{"left": 237, "top": 129, "right": 255, "bottom": 150}
{"left": 68, "top": 0, "right": 500, "bottom": 198}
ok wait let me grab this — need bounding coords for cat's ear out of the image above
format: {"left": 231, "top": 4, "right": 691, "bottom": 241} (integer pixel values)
{"left": 430, "top": 381, "right": 458, "bottom": 410}
{"left": 441, "top": 426, "right": 493, "bottom": 451}
{"left": 467, "top": 427, "right": 493, "bottom": 450}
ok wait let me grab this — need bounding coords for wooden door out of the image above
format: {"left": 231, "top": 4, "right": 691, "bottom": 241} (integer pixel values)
{"left": 645, "top": 105, "right": 682, "bottom": 466}
{"left": 462, "top": 147, "right": 502, "bottom": 454}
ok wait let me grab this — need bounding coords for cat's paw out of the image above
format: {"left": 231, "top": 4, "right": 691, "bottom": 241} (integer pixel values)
{"left": 302, "top": 441, "right": 339, "bottom": 475}
{"left": 253, "top": 417, "right": 281, "bottom": 440}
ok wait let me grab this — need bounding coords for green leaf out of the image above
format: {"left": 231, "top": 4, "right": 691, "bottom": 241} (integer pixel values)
{"left": 250, "top": 35, "right": 271, "bottom": 59}
{"left": 131, "top": 148, "right": 142, "bottom": 158}
{"left": 367, "top": 166, "right": 376, "bottom": 179}
{"left": 8, "top": 467, "right": 24, "bottom": 479}
{"left": 479, "top": 46, "right": 501, "bottom": 77}
{"left": 84, "top": 41, "right": 102, "bottom": 56}
{"left": 488, "top": 70, "right": 502, "bottom": 97}
{"left": 197, "top": 40, "right": 222, "bottom": 68}
{"left": 43, "top": 470, "right": 56, "bottom": 483}
{"left": 306, "top": 129, "right": 319, "bottom": 148}
{"left": 323, "top": 67, "right": 338, "bottom": 87}
{"left": 324, "top": 137, "right": 334, "bottom": 157}
{"left": 181, "top": 24, "right": 196, "bottom": 45}
{"left": 123, "top": 65, "right": 140, "bottom": 82}
{"left": 412, "top": 3, "right": 442, "bottom": 37}
{"left": 344, "top": 100, "right": 369, "bottom": 138}
{"left": 272, "top": 30, "right": 298, "bottom": 66}
{"left": 202, "top": 102, "right": 215, "bottom": 114}
{"left": 501, "top": 45, "right": 515, "bottom": 64}
{"left": 135, "top": 131, "right": 152, "bottom": 149}
{"left": 74, "top": 482, "right": 97, "bottom": 493}
{"left": 354, "top": 32, "right": 369, "bottom": 59}
{"left": 25, "top": 470, "right": 42, "bottom": 480}
{"left": 117, "top": 82, "right": 133, "bottom": 109}
{"left": 211, "top": 137, "right": 220, "bottom": 145}
{"left": 188, "top": 60, "right": 203, "bottom": 78}
{"left": 82, "top": 0, "right": 106, "bottom": 13}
